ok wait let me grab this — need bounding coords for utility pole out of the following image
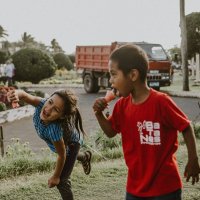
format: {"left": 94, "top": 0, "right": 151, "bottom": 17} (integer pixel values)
{"left": 180, "top": 0, "right": 189, "bottom": 91}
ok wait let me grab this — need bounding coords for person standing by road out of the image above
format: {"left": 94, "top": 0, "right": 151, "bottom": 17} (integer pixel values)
{"left": 8, "top": 88, "right": 92, "bottom": 200}
{"left": 5, "top": 58, "right": 15, "bottom": 86}
{"left": 93, "top": 44, "right": 200, "bottom": 200}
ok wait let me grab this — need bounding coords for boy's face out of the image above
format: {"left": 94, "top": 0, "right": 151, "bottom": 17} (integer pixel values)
{"left": 109, "top": 60, "right": 134, "bottom": 97}
{"left": 40, "top": 94, "right": 65, "bottom": 124}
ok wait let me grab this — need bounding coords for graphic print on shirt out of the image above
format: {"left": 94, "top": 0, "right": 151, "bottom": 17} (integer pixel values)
{"left": 137, "top": 120, "right": 161, "bottom": 145}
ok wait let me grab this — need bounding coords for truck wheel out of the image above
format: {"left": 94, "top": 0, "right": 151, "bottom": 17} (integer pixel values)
{"left": 83, "top": 75, "right": 100, "bottom": 93}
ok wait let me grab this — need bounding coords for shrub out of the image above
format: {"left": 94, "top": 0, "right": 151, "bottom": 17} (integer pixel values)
{"left": 0, "top": 102, "right": 6, "bottom": 111}
{"left": 82, "top": 129, "right": 123, "bottom": 161}
{"left": 68, "top": 53, "right": 75, "bottom": 63}
{"left": 193, "top": 123, "right": 200, "bottom": 139}
{"left": 12, "top": 48, "right": 57, "bottom": 84}
{"left": 0, "top": 86, "right": 16, "bottom": 107}
{"left": 53, "top": 53, "right": 74, "bottom": 70}
{"left": 95, "top": 129, "right": 122, "bottom": 150}
{"left": 0, "top": 51, "right": 8, "bottom": 64}
{"left": 0, "top": 138, "right": 56, "bottom": 179}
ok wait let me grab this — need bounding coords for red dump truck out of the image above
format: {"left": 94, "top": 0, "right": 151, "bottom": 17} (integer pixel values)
{"left": 75, "top": 41, "right": 173, "bottom": 93}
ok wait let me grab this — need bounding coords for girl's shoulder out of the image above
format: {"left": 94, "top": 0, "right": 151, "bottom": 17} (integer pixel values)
{"left": 37, "top": 98, "right": 47, "bottom": 108}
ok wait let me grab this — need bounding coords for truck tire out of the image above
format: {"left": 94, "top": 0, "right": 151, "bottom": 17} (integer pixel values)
{"left": 83, "top": 74, "right": 100, "bottom": 93}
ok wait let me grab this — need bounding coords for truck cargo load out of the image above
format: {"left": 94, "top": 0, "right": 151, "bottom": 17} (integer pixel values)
{"left": 75, "top": 41, "right": 173, "bottom": 93}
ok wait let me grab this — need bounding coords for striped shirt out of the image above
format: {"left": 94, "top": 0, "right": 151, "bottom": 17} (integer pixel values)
{"left": 33, "top": 99, "right": 80, "bottom": 153}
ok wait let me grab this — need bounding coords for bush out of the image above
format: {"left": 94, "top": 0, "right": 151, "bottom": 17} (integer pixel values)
{"left": 0, "top": 51, "right": 8, "bottom": 64}
{"left": 0, "top": 138, "right": 56, "bottom": 179}
{"left": 0, "top": 102, "right": 6, "bottom": 111}
{"left": 53, "top": 53, "right": 74, "bottom": 70}
{"left": 82, "top": 129, "right": 123, "bottom": 161}
{"left": 68, "top": 53, "right": 75, "bottom": 63}
{"left": 193, "top": 123, "right": 200, "bottom": 139}
{"left": 12, "top": 48, "right": 57, "bottom": 84}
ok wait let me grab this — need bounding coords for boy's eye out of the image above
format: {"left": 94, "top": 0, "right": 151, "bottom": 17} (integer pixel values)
{"left": 110, "top": 72, "right": 116, "bottom": 77}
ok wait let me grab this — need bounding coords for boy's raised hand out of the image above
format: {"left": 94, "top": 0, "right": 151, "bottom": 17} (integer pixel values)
{"left": 184, "top": 157, "right": 200, "bottom": 185}
{"left": 93, "top": 97, "right": 108, "bottom": 114}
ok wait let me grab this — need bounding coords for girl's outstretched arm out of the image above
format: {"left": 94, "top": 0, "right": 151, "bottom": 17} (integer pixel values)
{"left": 7, "top": 89, "right": 42, "bottom": 107}
{"left": 48, "top": 139, "right": 66, "bottom": 188}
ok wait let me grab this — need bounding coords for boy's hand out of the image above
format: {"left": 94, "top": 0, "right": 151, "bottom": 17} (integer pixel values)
{"left": 184, "top": 157, "right": 200, "bottom": 185}
{"left": 93, "top": 98, "right": 108, "bottom": 114}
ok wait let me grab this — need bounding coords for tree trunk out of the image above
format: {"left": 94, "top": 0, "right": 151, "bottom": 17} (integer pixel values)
{"left": 180, "top": 0, "right": 189, "bottom": 91}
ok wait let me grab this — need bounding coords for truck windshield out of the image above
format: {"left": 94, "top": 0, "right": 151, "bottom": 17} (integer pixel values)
{"left": 137, "top": 44, "right": 168, "bottom": 61}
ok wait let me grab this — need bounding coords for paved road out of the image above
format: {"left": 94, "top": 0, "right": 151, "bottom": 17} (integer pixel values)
{"left": 2, "top": 87, "right": 200, "bottom": 152}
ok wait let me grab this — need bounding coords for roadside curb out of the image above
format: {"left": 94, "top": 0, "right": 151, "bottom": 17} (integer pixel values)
{"left": 19, "top": 83, "right": 84, "bottom": 89}
{"left": 161, "top": 90, "right": 200, "bottom": 99}
{"left": 0, "top": 105, "right": 34, "bottom": 124}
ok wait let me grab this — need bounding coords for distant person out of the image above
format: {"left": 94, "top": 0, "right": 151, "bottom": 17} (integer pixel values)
{"left": 5, "top": 58, "right": 15, "bottom": 86}
{"left": 0, "top": 64, "right": 7, "bottom": 84}
{"left": 8, "top": 88, "right": 92, "bottom": 200}
{"left": 93, "top": 44, "right": 200, "bottom": 200}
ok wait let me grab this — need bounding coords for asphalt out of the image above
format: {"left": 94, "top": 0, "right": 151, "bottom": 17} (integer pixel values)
{"left": 1, "top": 83, "right": 200, "bottom": 154}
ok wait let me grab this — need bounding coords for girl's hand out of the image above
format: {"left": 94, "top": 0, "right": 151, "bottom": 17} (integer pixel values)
{"left": 184, "top": 157, "right": 200, "bottom": 185}
{"left": 48, "top": 175, "right": 60, "bottom": 188}
{"left": 93, "top": 98, "right": 108, "bottom": 114}
{"left": 7, "top": 90, "right": 19, "bottom": 103}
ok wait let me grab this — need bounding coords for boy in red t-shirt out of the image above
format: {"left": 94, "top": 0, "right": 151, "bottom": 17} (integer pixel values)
{"left": 93, "top": 44, "right": 200, "bottom": 200}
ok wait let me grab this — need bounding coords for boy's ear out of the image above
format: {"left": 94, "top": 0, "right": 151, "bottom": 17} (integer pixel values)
{"left": 129, "top": 69, "right": 139, "bottom": 81}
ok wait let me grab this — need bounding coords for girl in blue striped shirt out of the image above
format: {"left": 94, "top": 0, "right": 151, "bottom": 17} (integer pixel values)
{"left": 8, "top": 89, "right": 92, "bottom": 200}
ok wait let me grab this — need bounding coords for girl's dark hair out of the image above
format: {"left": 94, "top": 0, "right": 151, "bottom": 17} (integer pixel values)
{"left": 110, "top": 44, "right": 149, "bottom": 82}
{"left": 52, "top": 89, "right": 86, "bottom": 146}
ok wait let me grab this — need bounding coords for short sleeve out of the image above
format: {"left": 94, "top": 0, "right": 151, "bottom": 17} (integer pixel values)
{"left": 48, "top": 124, "right": 63, "bottom": 142}
{"left": 160, "top": 94, "right": 190, "bottom": 132}
{"left": 37, "top": 98, "right": 46, "bottom": 108}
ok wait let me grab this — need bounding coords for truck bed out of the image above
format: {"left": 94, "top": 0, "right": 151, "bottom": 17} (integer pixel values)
{"left": 76, "top": 45, "right": 112, "bottom": 71}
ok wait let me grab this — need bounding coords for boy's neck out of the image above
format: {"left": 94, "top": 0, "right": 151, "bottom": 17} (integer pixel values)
{"left": 130, "top": 83, "right": 150, "bottom": 105}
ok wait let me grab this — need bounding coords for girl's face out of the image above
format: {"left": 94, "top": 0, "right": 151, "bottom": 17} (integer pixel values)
{"left": 40, "top": 94, "right": 65, "bottom": 124}
{"left": 109, "top": 60, "right": 134, "bottom": 97}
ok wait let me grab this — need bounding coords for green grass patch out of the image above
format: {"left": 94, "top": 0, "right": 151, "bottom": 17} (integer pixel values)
{"left": 0, "top": 132, "right": 200, "bottom": 199}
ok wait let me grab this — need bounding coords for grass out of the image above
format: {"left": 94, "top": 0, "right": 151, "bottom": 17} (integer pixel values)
{"left": 1, "top": 70, "right": 200, "bottom": 199}
{"left": 0, "top": 140, "right": 200, "bottom": 200}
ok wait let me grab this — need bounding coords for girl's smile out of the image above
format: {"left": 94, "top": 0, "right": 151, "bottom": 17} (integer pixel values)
{"left": 40, "top": 94, "right": 65, "bottom": 123}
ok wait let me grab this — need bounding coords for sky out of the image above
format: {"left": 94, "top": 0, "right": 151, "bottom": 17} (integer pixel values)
{"left": 0, "top": 0, "right": 200, "bottom": 54}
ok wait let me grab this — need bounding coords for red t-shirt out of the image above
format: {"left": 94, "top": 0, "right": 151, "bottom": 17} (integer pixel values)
{"left": 109, "top": 89, "right": 190, "bottom": 197}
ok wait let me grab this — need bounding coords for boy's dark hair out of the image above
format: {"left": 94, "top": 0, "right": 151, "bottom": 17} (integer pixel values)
{"left": 110, "top": 44, "right": 149, "bottom": 82}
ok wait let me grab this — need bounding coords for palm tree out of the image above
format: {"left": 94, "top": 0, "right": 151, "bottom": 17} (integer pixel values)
{"left": 50, "top": 38, "right": 63, "bottom": 54}
{"left": 0, "top": 25, "right": 8, "bottom": 39}
{"left": 21, "top": 32, "right": 35, "bottom": 48}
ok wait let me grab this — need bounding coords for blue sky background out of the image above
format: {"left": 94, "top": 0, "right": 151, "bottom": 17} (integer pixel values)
{"left": 0, "top": 0, "right": 200, "bottom": 53}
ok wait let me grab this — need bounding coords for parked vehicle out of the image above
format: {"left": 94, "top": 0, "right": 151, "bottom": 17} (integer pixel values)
{"left": 75, "top": 41, "right": 173, "bottom": 93}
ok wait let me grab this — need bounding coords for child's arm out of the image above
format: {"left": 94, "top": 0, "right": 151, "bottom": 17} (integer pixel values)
{"left": 8, "top": 89, "right": 42, "bottom": 107}
{"left": 182, "top": 124, "right": 200, "bottom": 185}
{"left": 93, "top": 97, "right": 117, "bottom": 138}
{"left": 48, "top": 139, "right": 66, "bottom": 188}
